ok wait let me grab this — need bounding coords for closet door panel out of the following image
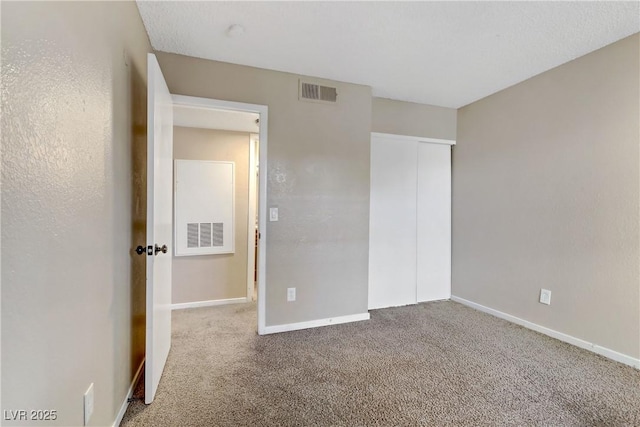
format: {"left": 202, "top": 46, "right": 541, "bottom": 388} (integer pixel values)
{"left": 368, "top": 136, "right": 418, "bottom": 309}
{"left": 417, "top": 143, "right": 451, "bottom": 302}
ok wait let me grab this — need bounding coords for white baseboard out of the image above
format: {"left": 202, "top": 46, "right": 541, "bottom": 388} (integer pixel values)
{"left": 113, "top": 358, "right": 144, "bottom": 427}
{"left": 263, "top": 312, "right": 370, "bottom": 335}
{"left": 171, "top": 297, "right": 247, "bottom": 310}
{"left": 451, "top": 295, "right": 640, "bottom": 369}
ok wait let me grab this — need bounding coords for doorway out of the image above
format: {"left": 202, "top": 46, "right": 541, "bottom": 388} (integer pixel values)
{"left": 171, "top": 95, "right": 268, "bottom": 335}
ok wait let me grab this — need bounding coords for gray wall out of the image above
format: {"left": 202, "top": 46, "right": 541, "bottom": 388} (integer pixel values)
{"left": 453, "top": 34, "right": 640, "bottom": 358}
{"left": 156, "top": 53, "right": 372, "bottom": 326}
{"left": 372, "top": 97, "right": 457, "bottom": 140}
{"left": 173, "top": 127, "right": 251, "bottom": 304}
{"left": 1, "top": 1, "right": 151, "bottom": 426}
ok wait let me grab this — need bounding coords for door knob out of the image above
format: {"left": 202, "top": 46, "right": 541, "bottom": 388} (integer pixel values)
{"left": 154, "top": 244, "right": 168, "bottom": 255}
{"left": 136, "top": 245, "right": 153, "bottom": 255}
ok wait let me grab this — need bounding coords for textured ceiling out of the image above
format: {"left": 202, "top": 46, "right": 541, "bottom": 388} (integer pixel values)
{"left": 137, "top": 1, "right": 639, "bottom": 108}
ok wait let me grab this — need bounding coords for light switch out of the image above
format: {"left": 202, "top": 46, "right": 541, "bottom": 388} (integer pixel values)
{"left": 269, "top": 207, "right": 278, "bottom": 222}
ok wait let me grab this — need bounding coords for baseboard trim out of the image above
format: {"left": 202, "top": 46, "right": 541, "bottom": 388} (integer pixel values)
{"left": 451, "top": 295, "right": 640, "bottom": 369}
{"left": 113, "top": 358, "right": 144, "bottom": 427}
{"left": 171, "top": 297, "right": 247, "bottom": 310}
{"left": 263, "top": 312, "right": 370, "bottom": 335}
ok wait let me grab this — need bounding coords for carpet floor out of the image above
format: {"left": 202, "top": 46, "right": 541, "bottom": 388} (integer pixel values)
{"left": 121, "top": 301, "right": 640, "bottom": 426}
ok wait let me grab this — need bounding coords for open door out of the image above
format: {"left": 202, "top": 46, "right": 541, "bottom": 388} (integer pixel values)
{"left": 145, "top": 53, "right": 173, "bottom": 404}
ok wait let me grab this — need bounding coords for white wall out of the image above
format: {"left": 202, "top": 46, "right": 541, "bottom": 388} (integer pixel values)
{"left": 453, "top": 34, "right": 640, "bottom": 359}
{"left": 372, "top": 97, "right": 457, "bottom": 140}
{"left": 1, "top": 1, "right": 151, "bottom": 425}
{"left": 156, "top": 52, "right": 373, "bottom": 328}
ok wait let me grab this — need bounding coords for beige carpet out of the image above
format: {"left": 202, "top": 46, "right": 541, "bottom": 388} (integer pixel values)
{"left": 121, "top": 301, "right": 640, "bottom": 426}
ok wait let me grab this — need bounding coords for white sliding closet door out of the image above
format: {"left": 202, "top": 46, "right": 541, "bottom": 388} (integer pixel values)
{"left": 368, "top": 135, "right": 417, "bottom": 310}
{"left": 368, "top": 133, "right": 453, "bottom": 310}
{"left": 417, "top": 142, "right": 451, "bottom": 302}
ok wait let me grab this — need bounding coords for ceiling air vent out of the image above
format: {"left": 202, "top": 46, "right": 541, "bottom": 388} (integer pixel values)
{"left": 299, "top": 80, "right": 338, "bottom": 104}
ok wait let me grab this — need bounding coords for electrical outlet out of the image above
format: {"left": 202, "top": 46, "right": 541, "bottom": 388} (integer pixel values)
{"left": 84, "top": 383, "right": 94, "bottom": 426}
{"left": 539, "top": 289, "right": 551, "bottom": 305}
{"left": 287, "top": 287, "right": 296, "bottom": 302}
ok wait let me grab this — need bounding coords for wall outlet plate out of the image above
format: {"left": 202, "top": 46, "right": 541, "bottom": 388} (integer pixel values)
{"left": 287, "top": 287, "right": 296, "bottom": 302}
{"left": 84, "top": 383, "right": 94, "bottom": 426}
{"left": 540, "top": 289, "right": 551, "bottom": 305}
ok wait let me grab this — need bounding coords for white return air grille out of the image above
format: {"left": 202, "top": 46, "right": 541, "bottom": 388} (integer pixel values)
{"left": 299, "top": 80, "right": 338, "bottom": 103}
{"left": 187, "top": 222, "right": 224, "bottom": 248}
{"left": 175, "top": 159, "right": 235, "bottom": 256}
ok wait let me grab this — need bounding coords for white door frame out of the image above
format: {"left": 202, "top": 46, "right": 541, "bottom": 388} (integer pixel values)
{"left": 172, "top": 94, "right": 268, "bottom": 335}
{"left": 248, "top": 133, "right": 259, "bottom": 302}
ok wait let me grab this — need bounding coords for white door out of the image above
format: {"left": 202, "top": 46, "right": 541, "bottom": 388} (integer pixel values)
{"left": 145, "top": 53, "right": 173, "bottom": 404}
{"left": 368, "top": 133, "right": 453, "bottom": 310}
{"left": 368, "top": 135, "right": 418, "bottom": 309}
{"left": 417, "top": 142, "right": 451, "bottom": 302}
